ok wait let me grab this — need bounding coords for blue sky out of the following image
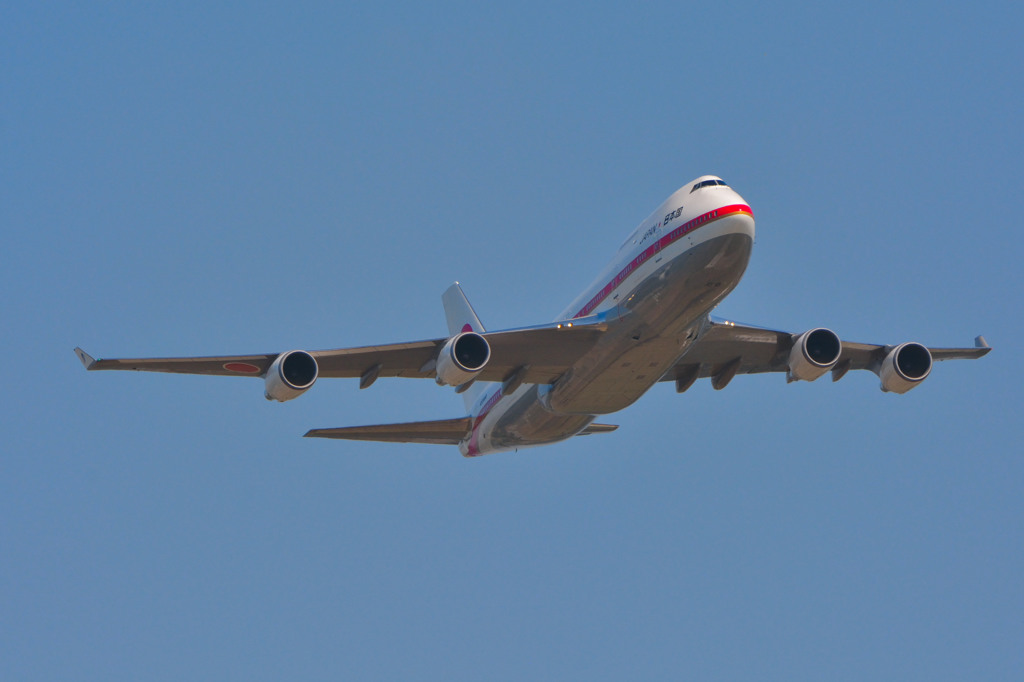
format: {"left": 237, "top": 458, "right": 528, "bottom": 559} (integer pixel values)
{"left": 3, "top": 2, "right": 1022, "bottom": 679}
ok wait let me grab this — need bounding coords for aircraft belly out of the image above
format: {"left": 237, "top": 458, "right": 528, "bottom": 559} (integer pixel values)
{"left": 470, "top": 385, "right": 596, "bottom": 454}
{"left": 546, "top": 231, "right": 753, "bottom": 414}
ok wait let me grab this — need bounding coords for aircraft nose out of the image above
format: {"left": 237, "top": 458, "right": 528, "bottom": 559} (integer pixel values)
{"left": 716, "top": 202, "right": 755, "bottom": 241}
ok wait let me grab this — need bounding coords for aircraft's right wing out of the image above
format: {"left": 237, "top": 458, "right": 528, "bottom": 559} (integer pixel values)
{"left": 312, "top": 322, "right": 606, "bottom": 385}
{"left": 76, "top": 310, "right": 613, "bottom": 386}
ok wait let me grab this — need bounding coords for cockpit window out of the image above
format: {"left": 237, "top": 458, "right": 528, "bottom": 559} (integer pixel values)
{"left": 690, "top": 179, "right": 728, "bottom": 193}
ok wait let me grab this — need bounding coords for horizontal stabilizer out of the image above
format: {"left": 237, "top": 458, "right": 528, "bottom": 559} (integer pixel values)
{"left": 577, "top": 423, "right": 618, "bottom": 435}
{"left": 304, "top": 417, "right": 472, "bottom": 445}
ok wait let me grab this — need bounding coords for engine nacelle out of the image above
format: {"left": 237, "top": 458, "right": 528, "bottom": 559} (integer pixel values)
{"left": 435, "top": 332, "right": 490, "bottom": 386}
{"left": 879, "top": 342, "right": 932, "bottom": 394}
{"left": 264, "top": 350, "right": 318, "bottom": 401}
{"left": 788, "top": 328, "right": 842, "bottom": 382}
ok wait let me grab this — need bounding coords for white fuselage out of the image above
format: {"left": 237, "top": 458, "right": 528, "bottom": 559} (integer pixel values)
{"left": 461, "top": 176, "right": 755, "bottom": 456}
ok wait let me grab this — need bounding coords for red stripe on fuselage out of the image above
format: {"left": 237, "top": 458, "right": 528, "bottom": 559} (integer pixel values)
{"left": 573, "top": 204, "right": 752, "bottom": 318}
{"left": 466, "top": 389, "right": 504, "bottom": 456}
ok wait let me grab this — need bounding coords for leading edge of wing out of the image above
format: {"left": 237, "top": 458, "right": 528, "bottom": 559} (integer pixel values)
{"left": 929, "top": 335, "right": 991, "bottom": 361}
{"left": 662, "top": 318, "right": 991, "bottom": 383}
{"left": 313, "top": 311, "right": 612, "bottom": 384}
{"left": 75, "top": 347, "right": 279, "bottom": 376}
{"left": 304, "top": 417, "right": 473, "bottom": 445}
{"left": 73, "top": 310, "right": 613, "bottom": 383}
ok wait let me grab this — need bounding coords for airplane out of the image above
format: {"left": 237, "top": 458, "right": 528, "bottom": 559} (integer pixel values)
{"left": 75, "top": 175, "right": 990, "bottom": 457}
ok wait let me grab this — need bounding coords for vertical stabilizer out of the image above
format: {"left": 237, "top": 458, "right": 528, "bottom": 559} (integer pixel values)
{"left": 441, "top": 282, "right": 489, "bottom": 410}
{"left": 442, "top": 282, "right": 486, "bottom": 335}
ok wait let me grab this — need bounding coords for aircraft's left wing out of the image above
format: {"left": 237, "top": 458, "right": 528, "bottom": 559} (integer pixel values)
{"left": 75, "top": 312, "right": 611, "bottom": 386}
{"left": 660, "top": 317, "right": 990, "bottom": 392}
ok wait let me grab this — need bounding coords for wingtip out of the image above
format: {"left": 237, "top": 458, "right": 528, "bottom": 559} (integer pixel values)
{"left": 74, "top": 347, "right": 96, "bottom": 370}
{"left": 975, "top": 335, "right": 989, "bottom": 349}
{"left": 443, "top": 281, "right": 464, "bottom": 296}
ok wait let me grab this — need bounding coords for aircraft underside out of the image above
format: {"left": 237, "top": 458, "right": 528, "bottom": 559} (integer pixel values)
{"left": 472, "top": 227, "right": 755, "bottom": 454}
{"left": 75, "top": 175, "right": 990, "bottom": 458}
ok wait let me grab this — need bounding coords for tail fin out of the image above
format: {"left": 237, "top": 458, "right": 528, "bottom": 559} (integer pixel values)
{"left": 442, "top": 282, "right": 486, "bottom": 335}
{"left": 441, "top": 282, "right": 489, "bottom": 410}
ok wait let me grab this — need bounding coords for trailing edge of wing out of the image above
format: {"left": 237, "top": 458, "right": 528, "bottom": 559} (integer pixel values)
{"left": 304, "top": 417, "right": 473, "bottom": 445}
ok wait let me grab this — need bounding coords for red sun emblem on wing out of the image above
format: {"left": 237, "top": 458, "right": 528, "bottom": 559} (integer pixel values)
{"left": 224, "top": 362, "right": 261, "bottom": 374}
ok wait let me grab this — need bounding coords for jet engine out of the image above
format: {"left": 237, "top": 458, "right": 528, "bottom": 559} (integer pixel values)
{"left": 264, "top": 350, "right": 318, "bottom": 401}
{"left": 435, "top": 332, "right": 490, "bottom": 386}
{"left": 878, "top": 342, "right": 932, "bottom": 394}
{"left": 787, "top": 328, "right": 842, "bottom": 382}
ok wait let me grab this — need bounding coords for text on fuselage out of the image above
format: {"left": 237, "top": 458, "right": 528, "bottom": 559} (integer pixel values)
{"left": 638, "top": 223, "right": 659, "bottom": 247}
